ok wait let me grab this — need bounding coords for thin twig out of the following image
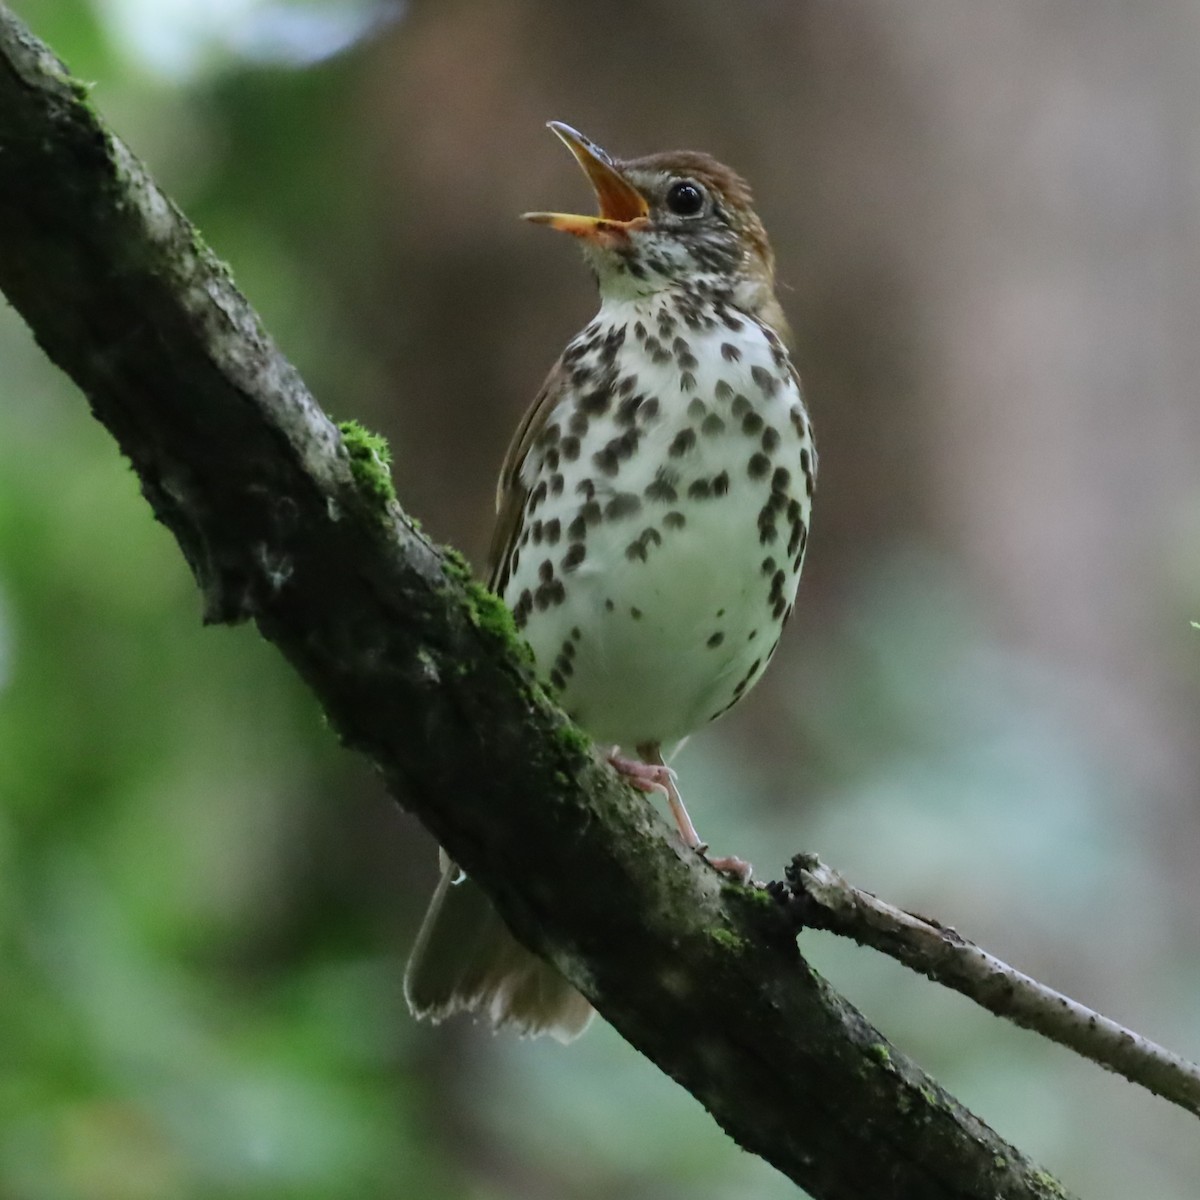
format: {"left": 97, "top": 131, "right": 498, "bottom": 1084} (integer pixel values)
{"left": 782, "top": 853, "right": 1200, "bottom": 1118}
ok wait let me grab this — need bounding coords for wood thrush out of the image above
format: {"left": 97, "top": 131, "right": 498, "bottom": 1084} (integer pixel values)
{"left": 405, "top": 123, "right": 815, "bottom": 1041}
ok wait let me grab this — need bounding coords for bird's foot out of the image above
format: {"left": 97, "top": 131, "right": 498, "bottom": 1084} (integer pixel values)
{"left": 607, "top": 747, "right": 752, "bottom": 881}
{"left": 704, "top": 853, "right": 754, "bottom": 884}
{"left": 606, "top": 748, "right": 676, "bottom": 796}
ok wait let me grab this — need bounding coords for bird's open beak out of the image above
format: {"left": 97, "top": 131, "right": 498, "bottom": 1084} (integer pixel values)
{"left": 523, "top": 122, "right": 649, "bottom": 243}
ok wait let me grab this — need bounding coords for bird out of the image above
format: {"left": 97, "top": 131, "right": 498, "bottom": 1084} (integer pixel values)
{"left": 404, "top": 122, "right": 815, "bottom": 1042}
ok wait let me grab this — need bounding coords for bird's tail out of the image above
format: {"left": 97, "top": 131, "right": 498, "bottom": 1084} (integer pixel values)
{"left": 404, "top": 859, "right": 593, "bottom": 1043}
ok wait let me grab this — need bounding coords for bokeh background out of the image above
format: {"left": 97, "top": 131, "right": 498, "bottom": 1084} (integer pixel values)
{"left": 2, "top": 1, "right": 1199, "bottom": 1196}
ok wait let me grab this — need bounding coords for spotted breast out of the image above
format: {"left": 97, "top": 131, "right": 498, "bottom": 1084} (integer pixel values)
{"left": 497, "top": 292, "right": 813, "bottom": 749}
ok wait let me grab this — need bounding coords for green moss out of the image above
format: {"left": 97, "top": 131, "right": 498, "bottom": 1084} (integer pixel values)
{"left": 440, "top": 547, "right": 534, "bottom": 667}
{"left": 868, "top": 1042, "right": 892, "bottom": 1068}
{"left": 339, "top": 420, "right": 396, "bottom": 508}
{"left": 1030, "top": 1171, "right": 1070, "bottom": 1198}
{"left": 711, "top": 927, "right": 743, "bottom": 951}
{"left": 442, "top": 546, "right": 472, "bottom": 583}
{"left": 465, "top": 581, "right": 521, "bottom": 643}
{"left": 555, "top": 723, "right": 592, "bottom": 758}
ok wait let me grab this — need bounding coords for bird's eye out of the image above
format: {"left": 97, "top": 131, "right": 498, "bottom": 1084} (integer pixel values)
{"left": 665, "top": 180, "right": 705, "bottom": 217}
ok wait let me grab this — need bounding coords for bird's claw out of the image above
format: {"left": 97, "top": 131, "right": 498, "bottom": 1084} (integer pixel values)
{"left": 704, "top": 853, "right": 754, "bottom": 884}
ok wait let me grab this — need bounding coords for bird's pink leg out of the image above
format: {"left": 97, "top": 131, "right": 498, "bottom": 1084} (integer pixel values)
{"left": 605, "top": 744, "right": 753, "bottom": 883}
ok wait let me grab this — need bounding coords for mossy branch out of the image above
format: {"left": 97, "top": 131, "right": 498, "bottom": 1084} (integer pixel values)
{"left": 0, "top": 7, "right": 1077, "bottom": 1199}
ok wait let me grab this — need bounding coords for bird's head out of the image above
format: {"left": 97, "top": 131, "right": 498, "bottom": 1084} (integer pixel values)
{"left": 524, "top": 122, "right": 785, "bottom": 336}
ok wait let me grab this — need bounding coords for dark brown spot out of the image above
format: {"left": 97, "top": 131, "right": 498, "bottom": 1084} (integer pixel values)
{"left": 616, "top": 394, "right": 643, "bottom": 425}
{"left": 544, "top": 518, "right": 561, "bottom": 545}
{"left": 576, "top": 478, "right": 595, "bottom": 499}
{"left": 549, "top": 668, "right": 566, "bottom": 691}
{"left": 790, "top": 407, "right": 808, "bottom": 437}
{"left": 644, "top": 475, "right": 678, "bottom": 502}
{"left": 561, "top": 435, "right": 581, "bottom": 462}
{"left": 580, "top": 388, "right": 612, "bottom": 416}
{"left": 707, "top": 631, "right": 725, "bottom": 648}
{"left": 751, "top": 365, "right": 777, "bottom": 396}
{"left": 538, "top": 559, "right": 554, "bottom": 583}
{"left": 761, "top": 557, "right": 777, "bottom": 576}
{"left": 534, "top": 579, "right": 565, "bottom": 610}
{"left": 605, "top": 492, "right": 642, "bottom": 519}
{"left": 567, "top": 516, "right": 587, "bottom": 540}
{"left": 514, "top": 588, "right": 533, "bottom": 628}
{"left": 607, "top": 431, "right": 637, "bottom": 461}
{"left": 569, "top": 410, "right": 589, "bottom": 436}
{"left": 701, "top": 413, "right": 726, "bottom": 437}
{"left": 626, "top": 540, "right": 647, "bottom": 562}
{"left": 630, "top": 606, "right": 643, "bottom": 619}
{"left": 669, "top": 429, "right": 697, "bottom": 457}
{"left": 688, "top": 478, "right": 712, "bottom": 500}
{"left": 741, "top": 411, "right": 764, "bottom": 436}
{"left": 680, "top": 371, "right": 697, "bottom": 392}
{"left": 531, "top": 520, "right": 544, "bottom": 544}
{"left": 722, "top": 311, "right": 744, "bottom": 332}
{"left": 731, "top": 393, "right": 752, "bottom": 418}
{"left": 674, "top": 339, "right": 698, "bottom": 369}
{"left": 721, "top": 342, "right": 741, "bottom": 363}
{"left": 761, "top": 427, "right": 780, "bottom": 453}
{"left": 581, "top": 500, "right": 602, "bottom": 526}
{"left": 641, "top": 397, "right": 660, "bottom": 421}
{"left": 712, "top": 470, "right": 730, "bottom": 496}
{"left": 788, "top": 519, "right": 807, "bottom": 557}
{"left": 549, "top": 473, "right": 564, "bottom": 496}
{"left": 687, "top": 397, "right": 707, "bottom": 420}
{"left": 748, "top": 452, "right": 771, "bottom": 479}
{"left": 772, "top": 467, "right": 791, "bottom": 491}
{"left": 605, "top": 598, "right": 615, "bottom": 611}
{"left": 714, "top": 380, "right": 733, "bottom": 402}
{"left": 664, "top": 511, "right": 686, "bottom": 529}
{"left": 593, "top": 446, "right": 620, "bottom": 476}
{"left": 529, "top": 480, "right": 548, "bottom": 511}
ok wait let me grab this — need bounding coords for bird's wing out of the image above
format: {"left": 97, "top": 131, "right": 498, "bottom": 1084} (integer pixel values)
{"left": 486, "top": 360, "right": 567, "bottom": 592}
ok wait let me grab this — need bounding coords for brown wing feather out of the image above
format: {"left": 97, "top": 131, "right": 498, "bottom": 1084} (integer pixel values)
{"left": 486, "top": 360, "right": 568, "bottom": 592}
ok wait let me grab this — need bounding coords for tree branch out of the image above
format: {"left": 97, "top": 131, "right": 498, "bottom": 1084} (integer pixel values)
{"left": 0, "top": 7, "right": 1082, "bottom": 1198}
{"left": 780, "top": 854, "right": 1200, "bottom": 1117}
